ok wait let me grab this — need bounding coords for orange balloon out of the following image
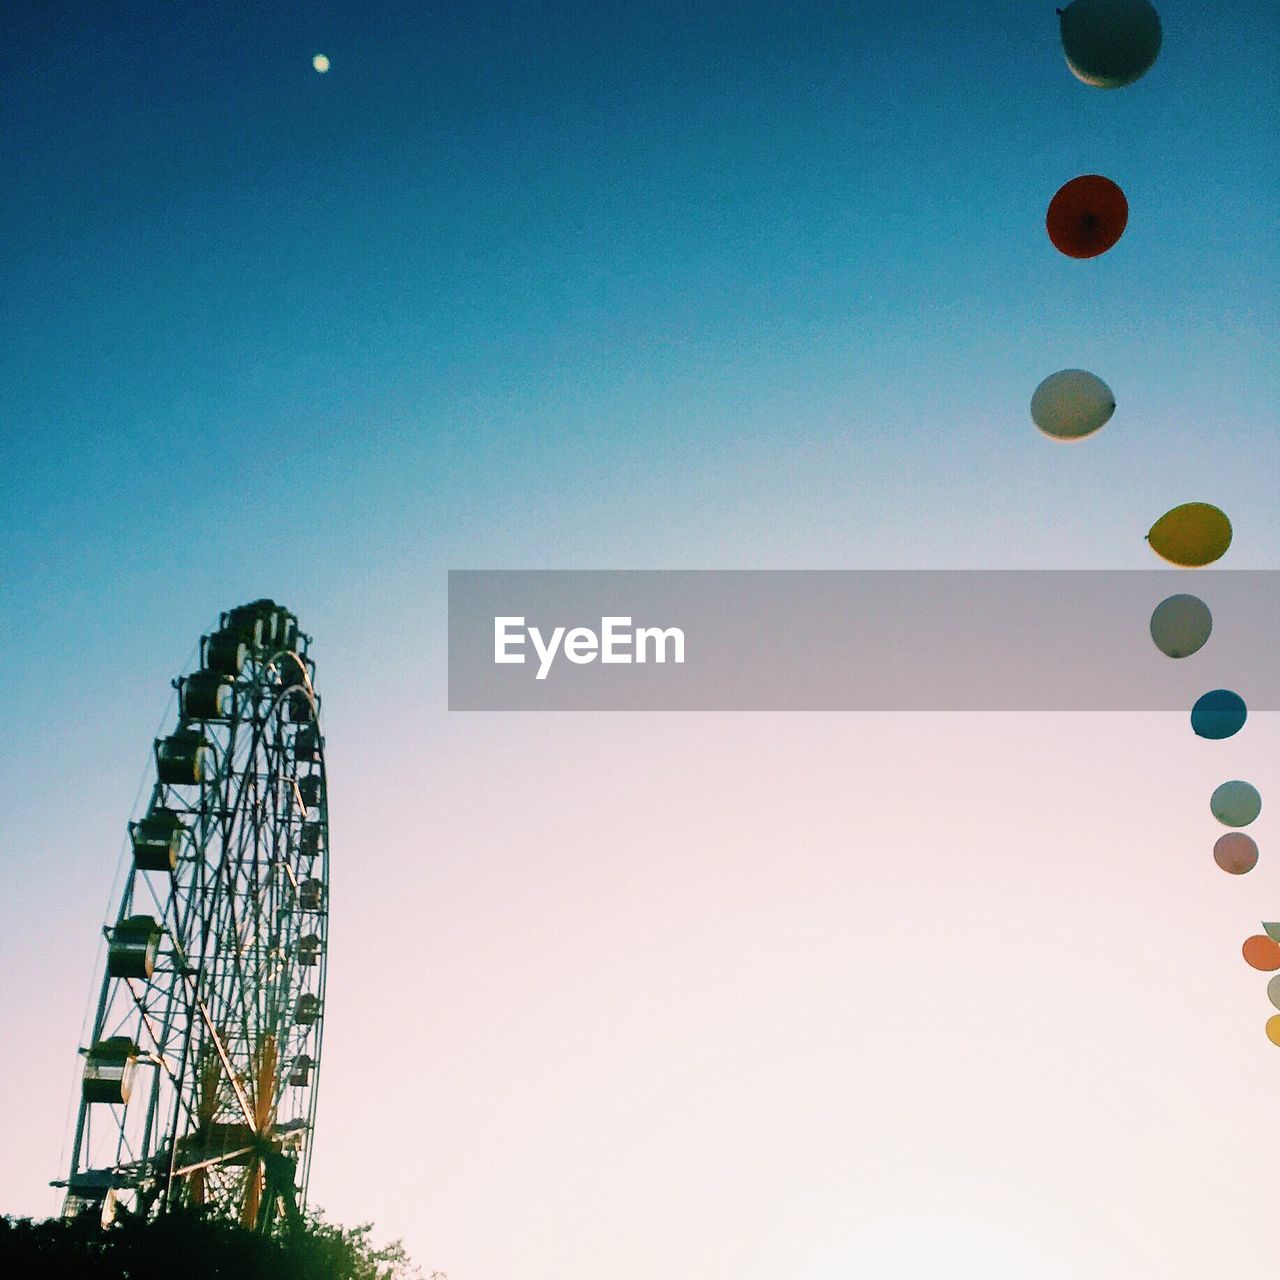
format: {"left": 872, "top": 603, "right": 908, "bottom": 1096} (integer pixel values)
{"left": 1243, "top": 935, "right": 1280, "bottom": 971}
{"left": 1046, "top": 174, "right": 1129, "bottom": 258}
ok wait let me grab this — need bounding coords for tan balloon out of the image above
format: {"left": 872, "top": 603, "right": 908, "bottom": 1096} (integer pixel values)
{"left": 1030, "top": 369, "right": 1116, "bottom": 440}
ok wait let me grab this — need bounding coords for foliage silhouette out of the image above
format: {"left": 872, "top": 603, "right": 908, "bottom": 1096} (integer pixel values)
{"left": 0, "top": 1207, "right": 422, "bottom": 1280}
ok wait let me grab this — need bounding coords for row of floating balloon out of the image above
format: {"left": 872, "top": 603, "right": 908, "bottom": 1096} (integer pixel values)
{"left": 1031, "top": 178, "right": 1128, "bottom": 439}
{"left": 1141, "top": 514, "right": 1257, "bottom": 884}
{"left": 1052, "top": 0, "right": 1280, "bottom": 1044}
{"left": 1242, "top": 928, "right": 1280, "bottom": 1049}
{"left": 1048, "top": 8, "right": 1279, "bottom": 1047}
{"left": 1032, "top": 5, "right": 1164, "bottom": 440}
{"left": 1151, "top": 567, "right": 1275, "bottom": 1044}
{"left": 1145, "top": 519, "right": 1265, "bottom": 849}
{"left": 1136, "top": 396, "right": 1275, "bottom": 1044}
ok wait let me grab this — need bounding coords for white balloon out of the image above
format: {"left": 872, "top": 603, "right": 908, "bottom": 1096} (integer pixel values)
{"left": 1030, "top": 369, "right": 1116, "bottom": 440}
{"left": 1149, "top": 594, "right": 1213, "bottom": 659}
{"left": 1210, "top": 780, "right": 1262, "bottom": 829}
{"left": 1059, "top": 0, "right": 1163, "bottom": 89}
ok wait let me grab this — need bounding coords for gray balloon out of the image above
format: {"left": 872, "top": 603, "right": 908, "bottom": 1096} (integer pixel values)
{"left": 1030, "top": 369, "right": 1116, "bottom": 440}
{"left": 1268, "top": 973, "right": 1280, "bottom": 1013}
{"left": 1149, "top": 593, "right": 1212, "bottom": 659}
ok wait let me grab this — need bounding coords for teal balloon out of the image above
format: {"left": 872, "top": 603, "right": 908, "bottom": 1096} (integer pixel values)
{"left": 1191, "top": 690, "right": 1247, "bottom": 739}
{"left": 1211, "top": 780, "right": 1262, "bottom": 828}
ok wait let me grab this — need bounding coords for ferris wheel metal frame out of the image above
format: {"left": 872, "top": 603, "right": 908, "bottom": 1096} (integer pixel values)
{"left": 56, "top": 599, "right": 329, "bottom": 1232}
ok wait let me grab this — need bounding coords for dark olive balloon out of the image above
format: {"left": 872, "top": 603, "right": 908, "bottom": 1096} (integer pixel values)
{"left": 1059, "top": 0, "right": 1163, "bottom": 89}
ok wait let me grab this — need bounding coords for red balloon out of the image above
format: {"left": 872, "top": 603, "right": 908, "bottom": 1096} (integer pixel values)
{"left": 1046, "top": 174, "right": 1129, "bottom": 258}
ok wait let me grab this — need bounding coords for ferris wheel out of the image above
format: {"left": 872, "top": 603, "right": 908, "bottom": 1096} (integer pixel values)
{"left": 56, "top": 600, "right": 329, "bottom": 1231}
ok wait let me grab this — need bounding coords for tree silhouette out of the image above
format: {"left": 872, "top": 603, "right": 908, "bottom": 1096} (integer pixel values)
{"left": 0, "top": 1208, "right": 424, "bottom": 1280}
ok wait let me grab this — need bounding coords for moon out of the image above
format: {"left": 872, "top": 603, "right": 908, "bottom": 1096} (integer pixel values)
{"left": 312, "top": 54, "right": 330, "bottom": 74}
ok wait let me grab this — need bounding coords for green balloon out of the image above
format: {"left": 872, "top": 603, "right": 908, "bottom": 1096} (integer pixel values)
{"left": 1211, "top": 780, "right": 1262, "bottom": 828}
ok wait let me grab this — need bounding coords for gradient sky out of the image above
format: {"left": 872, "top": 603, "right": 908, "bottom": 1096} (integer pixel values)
{"left": 1, "top": 1, "right": 1278, "bottom": 1275}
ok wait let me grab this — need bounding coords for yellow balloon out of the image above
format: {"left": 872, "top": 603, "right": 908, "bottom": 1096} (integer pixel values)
{"left": 1267, "top": 1015, "right": 1280, "bottom": 1048}
{"left": 1147, "top": 502, "right": 1232, "bottom": 567}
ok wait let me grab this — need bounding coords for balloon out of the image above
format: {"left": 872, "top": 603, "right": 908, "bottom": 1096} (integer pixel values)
{"left": 1213, "top": 832, "right": 1258, "bottom": 875}
{"left": 1266, "top": 923, "right": 1280, "bottom": 943}
{"left": 1191, "top": 689, "right": 1248, "bottom": 740}
{"left": 1059, "top": 0, "right": 1163, "bottom": 89}
{"left": 1147, "top": 502, "right": 1233, "bottom": 567}
{"left": 1030, "top": 369, "right": 1115, "bottom": 440}
{"left": 1149, "top": 594, "right": 1212, "bottom": 658}
{"left": 1268, "top": 975, "right": 1280, "bottom": 1013}
{"left": 1059, "top": 0, "right": 1162, "bottom": 88}
{"left": 1268, "top": 1015, "right": 1280, "bottom": 1048}
{"left": 1243, "top": 935, "right": 1280, "bottom": 971}
{"left": 1046, "top": 175, "right": 1128, "bottom": 258}
{"left": 1210, "top": 780, "right": 1261, "bottom": 828}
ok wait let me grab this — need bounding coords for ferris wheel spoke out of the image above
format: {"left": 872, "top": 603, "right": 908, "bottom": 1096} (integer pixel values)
{"left": 170, "top": 1145, "right": 258, "bottom": 1179}
{"left": 188, "top": 996, "right": 258, "bottom": 1130}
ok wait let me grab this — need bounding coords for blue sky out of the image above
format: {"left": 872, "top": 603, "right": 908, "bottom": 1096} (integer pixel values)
{"left": 3, "top": 2, "right": 1277, "bottom": 604}
{"left": 2, "top": 2, "right": 1278, "bottom": 1275}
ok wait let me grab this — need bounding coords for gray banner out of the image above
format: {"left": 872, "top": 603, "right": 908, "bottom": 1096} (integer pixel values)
{"left": 447, "top": 570, "right": 1280, "bottom": 711}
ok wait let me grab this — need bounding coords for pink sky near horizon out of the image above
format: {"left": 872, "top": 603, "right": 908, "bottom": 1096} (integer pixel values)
{"left": 307, "top": 710, "right": 1278, "bottom": 1276}
{"left": 3, "top": 681, "right": 1277, "bottom": 1276}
